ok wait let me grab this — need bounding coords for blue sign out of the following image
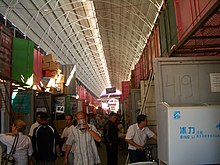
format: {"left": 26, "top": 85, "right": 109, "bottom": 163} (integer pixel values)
{"left": 216, "top": 122, "right": 220, "bottom": 130}
{"left": 174, "top": 111, "right": 181, "bottom": 120}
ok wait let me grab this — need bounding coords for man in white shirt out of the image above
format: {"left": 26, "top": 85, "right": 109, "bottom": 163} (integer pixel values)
{"left": 125, "top": 114, "right": 157, "bottom": 163}
{"left": 29, "top": 111, "right": 42, "bottom": 138}
{"left": 61, "top": 115, "right": 74, "bottom": 164}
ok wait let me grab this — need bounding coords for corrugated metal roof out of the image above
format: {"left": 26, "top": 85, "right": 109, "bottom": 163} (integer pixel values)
{"left": 0, "top": 0, "right": 163, "bottom": 97}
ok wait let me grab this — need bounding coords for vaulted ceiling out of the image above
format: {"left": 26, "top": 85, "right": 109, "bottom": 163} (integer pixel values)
{"left": 0, "top": 0, "right": 163, "bottom": 97}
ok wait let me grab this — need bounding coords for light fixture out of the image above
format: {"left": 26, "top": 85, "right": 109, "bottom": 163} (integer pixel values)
{"left": 65, "top": 65, "right": 76, "bottom": 86}
{"left": 76, "top": 95, "right": 79, "bottom": 99}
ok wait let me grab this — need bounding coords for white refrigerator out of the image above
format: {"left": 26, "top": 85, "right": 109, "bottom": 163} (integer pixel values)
{"left": 157, "top": 103, "right": 220, "bottom": 165}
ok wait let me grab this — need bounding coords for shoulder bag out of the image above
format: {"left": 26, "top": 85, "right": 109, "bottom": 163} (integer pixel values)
{"left": 1, "top": 135, "right": 19, "bottom": 165}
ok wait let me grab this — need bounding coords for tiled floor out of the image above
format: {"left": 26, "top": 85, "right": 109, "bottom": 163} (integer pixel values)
{"left": 55, "top": 141, "right": 128, "bottom": 165}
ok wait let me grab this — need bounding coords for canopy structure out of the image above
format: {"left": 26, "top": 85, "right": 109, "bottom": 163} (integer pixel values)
{"left": 0, "top": 0, "right": 163, "bottom": 97}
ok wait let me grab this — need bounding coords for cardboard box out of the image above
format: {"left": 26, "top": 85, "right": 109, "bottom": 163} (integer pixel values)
{"left": 49, "top": 61, "right": 61, "bottom": 70}
{"left": 54, "top": 83, "right": 64, "bottom": 94}
{"left": 42, "top": 53, "right": 55, "bottom": 63}
{"left": 43, "top": 70, "right": 57, "bottom": 77}
{"left": 56, "top": 74, "right": 65, "bottom": 84}
{"left": 42, "top": 62, "right": 50, "bottom": 70}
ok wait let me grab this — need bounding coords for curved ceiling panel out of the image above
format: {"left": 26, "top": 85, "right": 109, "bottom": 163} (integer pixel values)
{"left": 0, "top": 0, "right": 163, "bottom": 97}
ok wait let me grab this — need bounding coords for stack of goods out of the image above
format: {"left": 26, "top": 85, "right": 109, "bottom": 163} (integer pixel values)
{"left": 41, "top": 53, "right": 65, "bottom": 94}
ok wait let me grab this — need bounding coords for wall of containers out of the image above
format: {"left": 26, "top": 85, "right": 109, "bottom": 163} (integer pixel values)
{"left": 0, "top": 20, "right": 101, "bottom": 133}
{"left": 0, "top": 0, "right": 219, "bottom": 156}
{"left": 122, "top": 0, "right": 220, "bottom": 124}
{"left": 0, "top": 23, "right": 13, "bottom": 133}
{"left": 121, "top": 0, "right": 220, "bottom": 164}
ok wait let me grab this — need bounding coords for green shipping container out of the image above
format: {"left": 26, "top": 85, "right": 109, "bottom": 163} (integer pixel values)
{"left": 12, "top": 38, "right": 34, "bottom": 85}
{"left": 158, "top": 0, "right": 178, "bottom": 57}
{"left": 12, "top": 90, "right": 33, "bottom": 114}
{"left": 65, "top": 95, "right": 70, "bottom": 114}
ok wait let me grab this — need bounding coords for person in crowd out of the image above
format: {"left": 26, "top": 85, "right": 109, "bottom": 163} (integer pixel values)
{"left": 125, "top": 114, "right": 157, "bottom": 163}
{"left": 32, "top": 112, "right": 59, "bottom": 165}
{"left": 60, "top": 114, "right": 74, "bottom": 164}
{"left": 28, "top": 111, "right": 42, "bottom": 138}
{"left": 117, "top": 120, "right": 126, "bottom": 150}
{"left": 86, "top": 113, "right": 101, "bottom": 147}
{"left": 96, "top": 115, "right": 106, "bottom": 136}
{"left": 103, "top": 112, "right": 119, "bottom": 165}
{"left": 85, "top": 113, "right": 99, "bottom": 131}
{"left": 0, "top": 119, "right": 33, "bottom": 165}
{"left": 64, "top": 111, "right": 101, "bottom": 165}
{"left": 89, "top": 113, "right": 97, "bottom": 128}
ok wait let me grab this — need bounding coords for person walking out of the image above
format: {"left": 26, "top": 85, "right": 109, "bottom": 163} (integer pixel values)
{"left": 103, "top": 112, "right": 119, "bottom": 165}
{"left": 125, "top": 114, "right": 157, "bottom": 163}
{"left": 28, "top": 111, "right": 42, "bottom": 138}
{"left": 64, "top": 111, "right": 101, "bottom": 165}
{"left": 60, "top": 114, "right": 74, "bottom": 164}
{"left": 32, "top": 112, "right": 59, "bottom": 165}
{"left": 0, "top": 119, "right": 33, "bottom": 165}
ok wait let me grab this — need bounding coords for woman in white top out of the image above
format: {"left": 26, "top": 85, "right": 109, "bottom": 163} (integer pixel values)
{"left": 0, "top": 119, "right": 33, "bottom": 165}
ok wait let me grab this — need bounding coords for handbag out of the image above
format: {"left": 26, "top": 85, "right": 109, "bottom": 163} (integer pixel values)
{"left": 1, "top": 135, "right": 19, "bottom": 165}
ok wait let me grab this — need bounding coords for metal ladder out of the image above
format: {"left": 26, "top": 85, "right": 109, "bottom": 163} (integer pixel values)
{"left": 140, "top": 69, "right": 154, "bottom": 115}
{"left": 124, "top": 70, "right": 155, "bottom": 165}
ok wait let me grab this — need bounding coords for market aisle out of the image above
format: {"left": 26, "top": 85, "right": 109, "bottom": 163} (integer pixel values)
{"left": 55, "top": 141, "right": 128, "bottom": 165}
{"left": 97, "top": 141, "right": 128, "bottom": 165}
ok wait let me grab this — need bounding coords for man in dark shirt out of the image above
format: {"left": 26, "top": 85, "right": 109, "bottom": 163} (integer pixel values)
{"left": 32, "top": 112, "right": 59, "bottom": 165}
{"left": 103, "top": 112, "right": 119, "bottom": 165}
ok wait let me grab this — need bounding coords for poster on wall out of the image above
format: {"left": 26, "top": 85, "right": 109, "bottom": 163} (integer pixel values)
{"left": 54, "top": 96, "right": 65, "bottom": 114}
{"left": 70, "top": 98, "right": 78, "bottom": 116}
{"left": 12, "top": 91, "right": 32, "bottom": 114}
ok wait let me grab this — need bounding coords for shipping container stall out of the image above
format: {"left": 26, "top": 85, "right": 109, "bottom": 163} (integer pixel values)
{"left": 0, "top": 82, "right": 11, "bottom": 132}
{"left": 139, "top": 56, "right": 144, "bottom": 80}
{"left": 148, "top": 39, "right": 153, "bottom": 71}
{"left": 53, "top": 95, "right": 65, "bottom": 120}
{"left": 12, "top": 38, "right": 34, "bottom": 86}
{"left": 140, "top": 26, "right": 161, "bottom": 80}
{"left": 143, "top": 47, "right": 149, "bottom": 79}
{"left": 69, "top": 96, "right": 78, "bottom": 116}
{"left": 121, "top": 81, "right": 130, "bottom": 102}
{"left": 159, "top": 0, "right": 220, "bottom": 57}
{"left": 35, "top": 92, "right": 53, "bottom": 121}
{"left": 130, "top": 70, "right": 135, "bottom": 88}
{"left": 0, "top": 23, "right": 13, "bottom": 132}
{"left": 140, "top": 80, "right": 156, "bottom": 126}
{"left": 149, "top": 26, "right": 161, "bottom": 63}
{"left": 134, "top": 62, "right": 141, "bottom": 88}
{"left": 130, "top": 89, "right": 141, "bottom": 124}
{"left": 77, "top": 99, "right": 83, "bottom": 112}
{"left": 158, "top": 0, "right": 178, "bottom": 57}
{"left": 12, "top": 90, "right": 35, "bottom": 135}
{"left": 33, "top": 49, "right": 43, "bottom": 90}
{"left": 173, "top": 0, "right": 217, "bottom": 42}
{"left": 153, "top": 25, "right": 161, "bottom": 59}
{"left": 171, "top": 0, "right": 220, "bottom": 57}
{"left": 0, "top": 22, "right": 13, "bottom": 80}
{"left": 125, "top": 96, "right": 132, "bottom": 127}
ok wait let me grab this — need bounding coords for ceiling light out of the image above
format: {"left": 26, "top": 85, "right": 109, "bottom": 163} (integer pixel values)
{"left": 65, "top": 65, "right": 76, "bottom": 86}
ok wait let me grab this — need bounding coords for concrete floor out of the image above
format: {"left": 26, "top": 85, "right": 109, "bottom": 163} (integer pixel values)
{"left": 55, "top": 141, "right": 128, "bottom": 165}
